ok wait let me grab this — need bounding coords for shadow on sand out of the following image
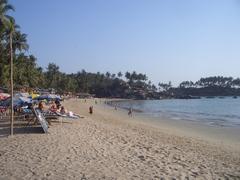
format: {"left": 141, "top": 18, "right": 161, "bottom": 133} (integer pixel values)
{"left": 0, "top": 118, "right": 44, "bottom": 138}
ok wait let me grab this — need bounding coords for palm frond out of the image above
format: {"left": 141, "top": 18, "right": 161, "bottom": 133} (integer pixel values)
{"left": 0, "top": 0, "right": 8, "bottom": 6}
{"left": 3, "top": 4, "right": 15, "bottom": 13}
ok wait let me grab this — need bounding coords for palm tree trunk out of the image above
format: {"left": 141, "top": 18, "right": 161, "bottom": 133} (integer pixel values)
{"left": 10, "top": 32, "right": 14, "bottom": 136}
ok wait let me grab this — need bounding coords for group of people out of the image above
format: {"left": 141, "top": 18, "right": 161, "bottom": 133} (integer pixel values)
{"left": 38, "top": 98, "right": 133, "bottom": 117}
{"left": 38, "top": 100, "right": 82, "bottom": 119}
{"left": 38, "top": 100, "right": 66, "bottom": 115}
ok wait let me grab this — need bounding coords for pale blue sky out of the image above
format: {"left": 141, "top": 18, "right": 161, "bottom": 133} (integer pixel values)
{"left": 11, "top": 0, "right": 240, "bottom": 85}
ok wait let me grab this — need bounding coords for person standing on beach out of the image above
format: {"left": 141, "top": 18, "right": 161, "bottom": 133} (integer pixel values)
{"left": 128, "top": 107, "right": 133, "bottom": 117}
{"left": 89, "top": 106, "right": 93, "bottom": 114}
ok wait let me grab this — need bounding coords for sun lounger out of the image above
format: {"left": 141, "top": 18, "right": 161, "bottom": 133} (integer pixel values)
{"left": 32, "top": 108, "right": 48, "bottom": 133}
{"left": 0, "top": 106, "right": 8, "bottom": 114}
{"left": 55, "top": 111, "right": 83, "bottom": 119}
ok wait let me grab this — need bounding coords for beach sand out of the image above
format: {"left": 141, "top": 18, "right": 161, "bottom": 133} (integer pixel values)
{"left": 0, "top": 98, "right": 240, "bottom": 179}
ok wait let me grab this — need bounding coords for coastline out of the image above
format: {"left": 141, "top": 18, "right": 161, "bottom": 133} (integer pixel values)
{"left": 0, "top": 98, "right": 239, "bottom": 179}
{"left": 107, "top": 98, "right": 240, "bottom": 148}
{"left": 106, "top": 98, "right": 240, "bottom": 149}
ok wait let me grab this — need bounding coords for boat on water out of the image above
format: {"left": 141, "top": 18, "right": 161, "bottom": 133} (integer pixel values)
{"left": 233, "top": 96, "right": 238, "bottom": 99}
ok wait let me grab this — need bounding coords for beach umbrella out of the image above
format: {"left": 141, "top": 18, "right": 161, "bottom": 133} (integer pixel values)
{"left": 30, "top": 93, "right": 39, "bottom": 99}
{"left": 18, "top": 97, "right": 32, "bottom": 104}
{"left": 48, "top": 94, "right": 61, "bottom": 100}
{"left": 35, "top": 94, "right": 61, "bottom": 101}
{"left": 0, "top": 96, "right": 32, "bottom": 108}
{"left": 0, "top": 95, "right": 36, "bottom": 109}
{"left": 15, "top": 92, "right": 31, "bottom": 98}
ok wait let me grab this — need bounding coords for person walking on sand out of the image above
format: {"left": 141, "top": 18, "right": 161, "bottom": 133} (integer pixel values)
{"left": 89, "top": 106, "right": 93, "bottom": 114}
{"left": 128, "top": 107, "right": 133, "bottom": 117}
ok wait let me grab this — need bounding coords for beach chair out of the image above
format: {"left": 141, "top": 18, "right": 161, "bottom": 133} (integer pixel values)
{"left": 32, "top": 107, "right": 48, "bottom": 133}
{"left": 41, "top": 110, "right": 60, "bottom": 125}
{"left": 0, "top": 106, "right": 8, "bottom": 116}
{"left": 20, "top": 107, "right": 37, "bottom": 126}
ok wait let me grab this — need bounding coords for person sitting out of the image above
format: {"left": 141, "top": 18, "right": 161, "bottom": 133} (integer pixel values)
{"left": 50, "top": 102, "right": 57, "bottom": 112}
{"left": 58, "top": 106, "right": 81, "bottom": 118}
{"left": 27, "top": 103, "right": 33, "bottom": 110}
{"left": 38, "top": 101, "right": 44, "bottom": 112}
{"left": 60, "top": 106, "right": 66, "bottom": 114}
{"left": 55, "top": 99, "right": 61, "bottom": 107}
{"left": 57, "top": 104, "right": 61, "bottom": 110}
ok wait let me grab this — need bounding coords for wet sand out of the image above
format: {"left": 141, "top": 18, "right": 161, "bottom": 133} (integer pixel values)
{"left": 0, "top": 98, "right": 239, "bottom": 179}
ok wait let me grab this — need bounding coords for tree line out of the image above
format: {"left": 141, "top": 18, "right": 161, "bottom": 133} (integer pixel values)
{"left": 1, "top": 0, "right": 240, "bottom": 99}
{"left": 171, "top": 77, "right": 240, "bottom": 98}
{"left": 0, "top": 0, "right": 155, "bottom": 98}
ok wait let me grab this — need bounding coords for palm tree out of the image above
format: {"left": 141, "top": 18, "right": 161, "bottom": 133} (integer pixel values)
{"left": 125, "top": 71, "right": 131, "bottom": 81}
{"left": 0, "top": 0, "right": 15, "bottom": 135}
{"left": 105, "top": 72, "right": 111, "bottom": 79}
{"left": 111, "top": 73, "right": 116, "bottom": 79}
{"left": 8, "top": 18, "right": 15, "bottom": 136}
{"left": 0, "top": 0, "right": 14, "bottom": 32}
{"left": 12, "top": 30, "right": 29, "bottom": 53}
{"left": 0, "top": 0, "right": 14, "bottom": 86}
{"left": 117, "top": 71, "right": 122, "bottom": 79}
{"left": 45, "top": 63, "right": 60, "bottom": 89}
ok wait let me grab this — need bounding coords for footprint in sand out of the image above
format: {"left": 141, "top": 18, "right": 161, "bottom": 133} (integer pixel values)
{"left": 138, "top": 155, "right": 145, "bottom": 161}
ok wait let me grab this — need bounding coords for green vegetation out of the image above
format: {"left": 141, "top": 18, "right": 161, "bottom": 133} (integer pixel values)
{"left": 171, "top": 77, "right": 240, "bottom": 98}
{"left": 1, "top": 1, "right": 240, "bottom": 99}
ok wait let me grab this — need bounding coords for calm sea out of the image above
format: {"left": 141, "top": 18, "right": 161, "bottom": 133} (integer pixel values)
{"left": 114, "top": 97, "right": 240, "bottom": 127}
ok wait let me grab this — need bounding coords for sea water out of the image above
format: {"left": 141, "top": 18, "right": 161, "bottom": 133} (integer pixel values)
{"left": 115, "top": 97, "right": 240, "bottom": 127}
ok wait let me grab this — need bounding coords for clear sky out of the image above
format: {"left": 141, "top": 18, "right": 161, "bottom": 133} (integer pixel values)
{"left": 10, "top": 0, "right": 240, "bottom": 85}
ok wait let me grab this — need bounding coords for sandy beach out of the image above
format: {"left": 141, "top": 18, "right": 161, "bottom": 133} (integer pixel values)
{"left": 0, "top": 98, "right": 240, "bottom": 179}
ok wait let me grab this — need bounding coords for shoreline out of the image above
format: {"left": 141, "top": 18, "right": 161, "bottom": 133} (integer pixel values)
{"left": 0, "top": 98, "right": 239, "bottom": 179}
{"left": 105, "top": 98, "right": 240, "bottom": 149}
